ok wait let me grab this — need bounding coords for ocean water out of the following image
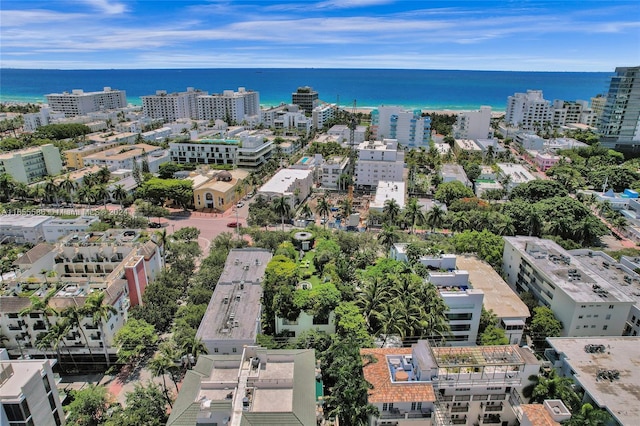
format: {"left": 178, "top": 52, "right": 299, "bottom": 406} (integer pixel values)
{"left": 0, "top": 68, "right": 612, "bottom": 111}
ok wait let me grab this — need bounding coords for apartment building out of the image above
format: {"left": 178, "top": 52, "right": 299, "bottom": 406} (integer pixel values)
{"left": 551, "top": 100, "right": 597, "bottom": 127}
{"left": 22, "top": 107, "right": 66, "bottom": 132}
{"left": 0, "top": 358, "right": 65, "bottom": 426}
{"left": 598, "top": 66, "right": 640, "bottom": 152}
{"left": 0, "top": 229, "right": 162, "bottom": 361}
{"left": 545, "top": 336, "right": 640, "bottom": 426}
{"left": 319, "top": 155, "right": 349, "bottom": 189}
{"left": 362, "top": 340, "right": 540, "bottom": 426}
{"left": 42, "top": 216, "right": 100, "bottom": 242}
{"left": 46, "top": 87, "right": 126, "bottom": 117}
{"left": 170, "top": 138, "right": 238, "bottom": 167}
{"left": 502, "top": 237, "right": 634, "bottom": 337}
{"left": 196, "top": 249, "right": 272, "bottom": 355}
{"left": 371, "top": 106, "right": 432, "bottom": 149}
{"left": 83, "top": 143, "right": 169, "bottom": 172}
{"left": 258, "top": 168, "right": 314, "bottom": 208}
{"left": 354, "top": 139, "right": 405, "bottom": 189}
{"left": 291, "top": 86, "right": 319, "bottom": 114}
{"left": 167, "top": 347, "right": 316, "bottom": 426}
{"left": 65, "top": 141, "right": 122, "bottom": 170}
{"left": 505, "top": 90, "right": 552, "bottom": 131}
{"left": 196, "top": 87, "right": 260, "bottom": 123}
{"left": 235, "top": 131, "right": 274, "bottom": 170}
{"left": 273, "top": 107, "right": 312, "bottom": 136}
{"left": 0, "top": 145, "right": 63, "bottom": 183}
{"left": 452, "top": 106, "right": 493, "bottom": 140}
{"left": 141, "top": 87, "right": 207, "bottom": 121}
{"left": 0, "top": 215, "right": 53, "bottom": 244}
{"left": 312, "top": 103, "right": 336, "bottom": 129}
{"left": 440, "top": 164, "right": 472, "bottom": 188}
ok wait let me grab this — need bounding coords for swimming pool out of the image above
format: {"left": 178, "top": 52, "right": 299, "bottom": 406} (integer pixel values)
{"left": 301, "top": 157, "right": 309, "bottom": 164}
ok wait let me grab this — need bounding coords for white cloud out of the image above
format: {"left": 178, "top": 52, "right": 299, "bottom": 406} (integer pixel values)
{"left": 79, "top": 0, "right": 127, "bottom": 15}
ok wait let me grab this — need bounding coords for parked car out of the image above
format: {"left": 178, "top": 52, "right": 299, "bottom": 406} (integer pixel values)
{"left": 226, "top": 222, "right": 241, "bottom": 228}
{"left": 149, "top": 222, "right": 162, "bottom": 228}
{"left": 236, "top": 202, "right": 245, "bottom": 208}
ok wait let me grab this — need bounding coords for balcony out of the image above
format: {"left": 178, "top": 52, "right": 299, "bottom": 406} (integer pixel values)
{"left": 484, "top": 403, "right": 503, "bottom": 412}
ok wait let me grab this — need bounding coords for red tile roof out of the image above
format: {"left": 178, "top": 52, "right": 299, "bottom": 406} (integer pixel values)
{"left": 521, "top": 404, "right": 560, "bottom": 426}
{"left": 361, "top": 348, "right": 436, "bottom": 404}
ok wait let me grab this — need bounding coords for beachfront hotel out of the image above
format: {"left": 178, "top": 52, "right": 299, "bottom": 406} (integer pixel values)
{"left": 45, "top": 87, "right": 127, "bottom": 118}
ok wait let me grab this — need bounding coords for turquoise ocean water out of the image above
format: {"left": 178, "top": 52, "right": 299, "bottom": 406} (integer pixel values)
{"left": 0, "top": 68, "right": 612, "bottom": 111}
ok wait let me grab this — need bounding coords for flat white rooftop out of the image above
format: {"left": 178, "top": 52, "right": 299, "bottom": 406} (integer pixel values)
{"left": 0, "top": 215, "right": 52, "bottom": 228}
{"left": 259, "top": 168, "right": 312, "bottom": 195}
{"left": 370, "top": 181, "right": 406, "bottom": 210}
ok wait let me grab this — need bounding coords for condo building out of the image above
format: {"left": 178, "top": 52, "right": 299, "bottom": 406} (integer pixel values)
{"left": 141, "top": 87, "right": 207, "bottom": 121}
{"left": 291, "top": 86, "right": 319, "bottom": 114}
{"left": 502, "top": 237, "right": 634, "bottom": 337}
{"left": 196, "top": 87, "right": 260, "bottom": 123}
{"left": 312, "top": 103, "right": 336, "bottom": 129}
{"left": 196, "top": 249, "right": 272, "bottom": 355}
{"left": 354, "top": 139, "right": 405, "bottom": 189}
{"left": 167, "top": 347, "right": 317, "bottom": 426}
{"left": 82, "top": 143, "right": 169, "bottom": 172}
{"left": 0, "top": 145, "right": 63, "bottom": 183}
{"left": 362, "top": 339, "right": 540, "bottom": 426}
{"left": 452, "top": 106, "right": 493, "bottom": 140}
{"left": 598, "top": 66, "right": 640, "bottom": 151}
{"left": 258, "top": 168, "right": 314, "bottom": 208}
{"left": 371, "top": 106, "right": 432, "bottom": 149}
{"left": 64, "top": 141, "right": 122, "bottom": 170}
{"left": 0, "top": 357, "right": 65, "bottom": 426}
{"left": 505, "top": 90, "right": 552, "bottom": 131}
{"left": 45, "top": 87, "right": 127, "bottom": 117}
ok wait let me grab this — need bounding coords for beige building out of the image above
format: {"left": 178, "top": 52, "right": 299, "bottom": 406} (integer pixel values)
{"left": 192, "top": 169, "right": 249, "bottom": 211}
{"left": 82, "top": 143, "right": 167, "bottom": 172}
{"left": 0, "top": 145, "right": 63, "bottom": 183}
{"left": 64, "top": 142, "right": 121, "bottom": 170}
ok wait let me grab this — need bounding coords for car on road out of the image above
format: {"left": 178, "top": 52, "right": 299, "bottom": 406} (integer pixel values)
{"left": 236, "top": 202, "right": 245, "bottom": 208}
{"left": 149, "top": 222, "right": 162, "bottom": 228}
{"left": 226, "top": 222, "right": 242, "bottom": 228}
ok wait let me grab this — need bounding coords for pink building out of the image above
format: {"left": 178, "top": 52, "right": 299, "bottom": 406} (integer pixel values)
{"left": 534, "top": 152, "right": 562, "bottom": 171}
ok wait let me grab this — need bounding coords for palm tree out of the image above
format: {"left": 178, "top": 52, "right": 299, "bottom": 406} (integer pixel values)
{"left": 181, "top": 336, "right": 208, "bottom": 367}
{"left": 83, "top": 292, "right": 117, "bottom": 367}
{"left": 76, "top": 185, "right": 93, "bottom": 206}
{"left": 357, "top": 275, "right": 391, "bottom": 333}
{"left": 149, "top": 348, "right": 177, "bottom": 408}
{"left": 59, "top": 176, "right": 78, "bottom": 206}
{"left": 111, "top": 184, "right": 128, "bottom": 208}
{"left": 377, "top": 224, "right": 400, "bottom": 253}
{"left": 300, "top": 203, "right": 313, "bottom": 219}
{"left": 96, "top": 166, "right": 111, "bottom": 184}
{"left": 523, "top": 370, "right": 580, "bottom": 409}
{"left": 315, "top": 197, "right": 331, "bottom": 228}
{"left": 382, "top": 199, "right": 401, "bottom": 225}
{"left": 155, "top": 229, "right": 169, "bottom": 270}
{"left": 494, "top": 217, "right": 516, "bottom": 236}
{"left": 13, "top": 182, "right": 30, "bottom": 202}
{"left": 45, "top": 319, "right": 79, "bottom": 372}
{"left": 375, "top": 302, "right": 408, "bottom": 346}
{"left": 403, "top": 198, "right": 425, "bottom": 234}
{"left": 425, "top": 204, "right": 446, "bottom": 232}
{"left": 273, "top": 196, "right": 291, "bottom": 231}
{"left": 91, "top": 185, "right": 109, "bottom": 209}
{"left": 19, "top": 290, "right": 58, "bottom": 330}
{"left": 61, "top": 306, "right": 94, "bottom": 363}
{"left": 43, "top": 177, "right": 59, "bottom": 206}
{"left": 450, "top": 212, "right": 470, "bottom": 232}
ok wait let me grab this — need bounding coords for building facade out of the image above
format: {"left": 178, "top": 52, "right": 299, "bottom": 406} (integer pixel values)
{"left": 141, "top": 87, "right": 207, "bottom": 121}
{"left": 452, "top": 106, "right": 493, "bottom": 140}
{"left": 258, "top": 168, "right": 314, "bottom": 208}
{"left": 371, "top": 106, "right": 432, "bottom": 148}
{"left": 170, "top": 139, "right": 238, "bottom": 167}
{"left": 45, "top": 87, "right": 126, "bottom": 117}
{"left": 82, "top": 143, "right": 169, "bottom": 172}
{"left": 0, "top": 145, "right": 63, "bottom": 183}
{"left": 505, "top": 90, "right": 552, "bottom": 131}
{"left": 354, "top": 139, "right": 405, "bottom": 189}
{"left": 196, "top": 87, "right": 260, "bottom": 123}
{"left": 598, "top": 66, "right": 640, "bottom": 151}
{"left": 291, "top": 86, "right": 319, "bottom": 114}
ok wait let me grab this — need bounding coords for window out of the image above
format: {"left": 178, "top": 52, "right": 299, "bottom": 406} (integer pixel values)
{"left": 603, "top": 325, "right": 608, "bottom": 331}
{"left": 578, "top": 315, "right": 583, "bottom": 319}
{"left": 232, "top": 348, "right": 237, "bottom": 353}
{"left": 214, "top": 348, "right": 219, "bottom": 353}
{"left": 606, "top": 314, "right": 612, "bottom": 320}
{"left": 609, "top": 305, "right": 614, "bottom": 309}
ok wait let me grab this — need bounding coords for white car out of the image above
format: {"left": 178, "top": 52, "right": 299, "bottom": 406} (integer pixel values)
{"left": 236, "top": 202, "right": 245, "bottom": 208}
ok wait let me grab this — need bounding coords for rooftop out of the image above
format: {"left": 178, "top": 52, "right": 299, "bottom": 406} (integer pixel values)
{"left": 497, "top": 163, "right": 536, "bottom": 184}
{"left": 0, "top": 359, "right": 52, "bottom": 399}
{"left": 196, "top": 249, "right": 272, "bottom": 343}
{"left": 361, "top": 347, "right": 436, "bottom": 404}
{"left": 370, "top": 181, "right": 406, "bottom": 210}
{"left": 0, "top": 145, "right": 51, "bottom": 159}
{"left": 83, "top": 143, "right": 160, "bottom": 162}
{"left": 520, "top": 404, "right": 561, "bottom": 426}
{"left": 259, "top": 168, "right": 312, "bottom": 195}
{"left": 546, "top": 336, "right": 640, "bottom": 426}
{"left": 506, "top": 237, "right": 634, "bottom": 304}
{"left": 456, "top": 255, "right": 530, "bottom": 319}
{"left": 0, "top": 215, "right": 53, "bottom": 228}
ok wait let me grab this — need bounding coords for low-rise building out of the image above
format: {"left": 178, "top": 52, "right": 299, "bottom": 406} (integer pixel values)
{"left": 0, "top": 145, "right": 63, "bottom": 183}
{"left": 42, "top": 216, "right": 100, "bottom": 242}
{"left": 64, "top": 142, "right": 122, "bottom": 170}
{"left": 362, "top": 340, "right": 540, "bottom": 426}
{"left": 196, "top": 249, "right": 272, "bottom": 355}
{"left": 0, "top": 215, "right": 53, "bottom": 244}
{"left": 83, "top": 143, "right": 169, "bottom": 172}
{"left": 441, "top": 163, "right": 472, "bottom": 187}
{"left": 496, "top": 163, "right": 536, "bottom": 191}
{"left": 369, "top": 181, "right": 406, "bottom": 213}
{"left": 454, "top": 138, "right": 482, "bottom": 153}
{"left": 320, "top": 155, "right": 349, "bottom": 189}
{"left": 545, "top": 336, "right": 640, "bottom": 426}
{"left": 236, "top": 131, "right": 273, "bottom": 170}
{"left": 0, "top": 229, "right": 162, "bottom": 361}
{"left": 503, "top": 237, "right": 634, "bottom": 337}
{"left": 0, "top": 358, "right": 65, "bottom": 426}
{"left": 533, "top": 152, "right": 562, "bottom": 171}
{"left": 167, "top": 346, "right": 316, "bottom": 426}
{"left": 192, "top": 169, "right": 249, "bottom": 211}
{"left": 170, "top": 138, "right": 239, "bottom": 167}
{"left": 327, "top": 124, "right": 367, "bottom": 146}
{"left": 258, "top": 168, "right": 314, "bottom": 208}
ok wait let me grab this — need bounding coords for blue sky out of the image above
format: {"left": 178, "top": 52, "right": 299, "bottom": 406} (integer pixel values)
{"left": 1, "top": 0, "right": 638, "bottom": 71}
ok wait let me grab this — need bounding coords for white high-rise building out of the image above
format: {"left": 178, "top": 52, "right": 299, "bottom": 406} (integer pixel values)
{"left": 452, "top": 106, "right": 493, "bottom": 139}
{"left": 46, "top": 87, "right": 126, "bottom": 117}
{"left": 141, "top": 87, "right": 207, "bottom": 121}
{"left": 505, "top": 90, "right": 552, "bottom": 131}
{"left": 354, "top": 139, "right": 405, "bottom": 189}
{"left": 371, "top": 106, "right": 431, "bottom": 148}
{"left": 196, "top": 87, "right": 260, "bottom": 123}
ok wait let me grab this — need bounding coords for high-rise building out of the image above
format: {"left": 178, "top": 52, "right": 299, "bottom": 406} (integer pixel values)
{"left": 598, "top": 66, "right": 640, "bottom": 151}
{"left": 291, "top": 86, "right": 318, "bottom": 114}
{"left": 196, "top": 87, "right": 260, "bottom": 123}
{"left": 371, "top": 106, "right": 432, "bottom": 148}
{"left": 505, "top": 90, "right": 552, "bottom": 131}
{"left": 141, "top": 87, "right": 207, "bottom": 122}
{"left": 452, "top": 106, "right": 493, "bottom": 140}
{"left": 45, "top": 87, "right": 126, "bottom": 117}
